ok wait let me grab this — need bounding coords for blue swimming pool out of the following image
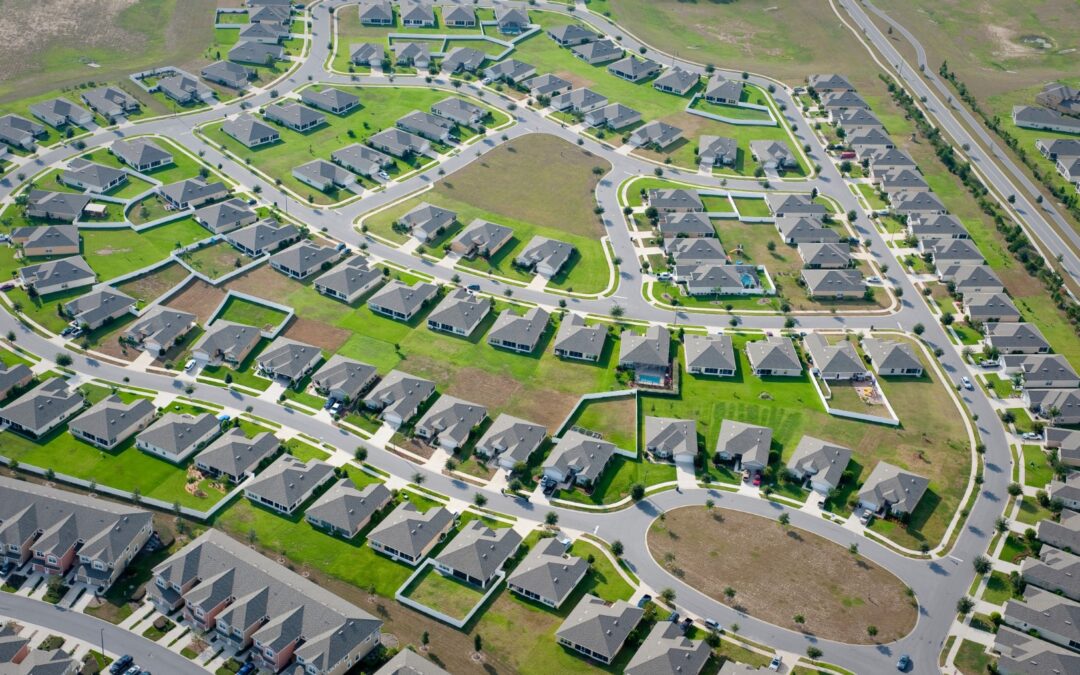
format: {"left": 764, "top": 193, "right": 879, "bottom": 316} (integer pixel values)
{"left": 637, "top": 373, "right": 663, "bottom": 385}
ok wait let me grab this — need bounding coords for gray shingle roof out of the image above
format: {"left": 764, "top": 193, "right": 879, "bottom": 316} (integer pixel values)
{"left": 367, "top": 279, "right": 439, "bottom": 318}
{"left": 525, "top": 73, "right": 572, "bottom": 97}
{"left": 441, "top": 46, "right": 487, "bottom": 73}
{"left": 265, "top": 102, "right": 327, "bottom": 129}
{"left": 776, "top": 216, "right": 839, "bottom": 244}
{"left": 63, "top": 287, "right": 135, "bottom": 327}
{"left": 415, "top": 394, "right": 487, "bottom": 448}
{"left": 787, "top": 436, "right": 852, "bottom": 490}
{"left": 314, "top": 256, "right": 382, "bottom": 301}
{"left": 1023, "top": 545, "right": 1080, "bottom": 601}
{"left": 626, "top": 620, "right": 711, "bottom": 675}
{"left": 1036, "top": 509, "right": 1080, "bottom": 554}
{"left": 306, "top": 482, "right": 392, "bottom": 536}
{"left": 435, "top": 520, "right": 522, "bottom": 583}
{"left": 10, "top": 224, "right": 79, "bottom": 251}
{"left": 222, "top": 113, "right": 280, "bottom": 147}
{"left": 644, "top": 416, "right": 696, "bottom": 460}
{"left": 715, "top": 420, "right": 772, "bottom": 467}
{"left": 858, "top": 461, "right": 929, "bottom": 514}
{"left": 159, "top": 178, "right": 227, "bottom": 206}
{"left": 746, "top": 336, "right": 801, "bottom": 373}
{"left": 684, "top": 334, "right": 736, "bottom": 374}
{"left": 228, "top": 40, "right": 284, "bottom": 64}
{"left": 544, "top": 431, "right": 616, "bottom": 483}
{"left": 506, "top": 537, "right": 587, "bottom": 606}
{"left": 227, "top": 218, "right": 299, "bottom": 255}
{"left": 653, "top": 67, "right": 698, "bottom": 93}
{"left": 375, "top": 649, "right": 451, "bottom": 675}
{"left": 514, "top": 235, "right": 574, "bottom": 274}
{"left": 607, "top": 56, "right": 660, "bottom": 81}
{"left": 553, "top": 313, "right": 606, "bottom": 361}
{"left": 1004, "top": 586, "right": 1080, "bottom": 648}
{"left": 571, "top": 40, "right": 623, "bottom": 63}
{"left": 556, "top": 595, "right": 643, "bottom": 661}
{"left": 802, "top": 268, "right": 866, "bottom": 295}
{"left": 550, "top": 87, "right": 608, "bottom": 113}
{"left": 427, "top": 287, "right": 490, "bottom": 335}
{"left": 994, "top": 625, "right": 1080, "bottom": 675}
{"left": 122, "top": 307, "right": 195, "bottom": 351}
{"left": 301, "top": 87, "right": 359, "bottom": 113}
{"left": 194, "top": 428, "right": 280, "bottom": 481}
{"left": 367, "top": 502, "right": 454, "bottom": 559}
{"left": 619, "top": 324, "right": 670, "bottom": 369}
{"left": 0, "top": 378, "right": 84, "bottom": 432}
{"left": 476, "top": 414, "right": 547, "bottom": 466}
{"left": 804, "top": 334, "right": 867, "bottom": 378}
{"left": 452, "top": 219, "right": 513, "bottom": 255}
{"left": 26, "top": 190, "right": 91, "bottom": 221}
{"left": 863, "top": 338, "right": 922, "bottom": 373}
{"left": 244, "top": 455, "right": 335, "bottom": 510}
{"left": 631, "top": 121, "right": 683, "bottom": 148}
{"left": 312, "top": 354, "right": 378, "bottom": 401}
{"left": 269, "top": 241, "right": 339, "bottom": 276}
{"left": 195, "top": 198, "right": 256, "bottom": 233}
{"left": 61, "top": 158, "right": 126, "bottom": 192}
{"left": 331, "top": 143, "right": 393, "bottom": 176}
{"left": 647, "top": 188, "right": 703, "bottom": 211}
{"left": 699, "top": 135, "right": 738, "bottom": 164}
{"left": 256, "top": 336, "right": 322, "bottom": 381}
{"left": 201, "top": 61, "right": 254, "bottom": 88}
{"left": 798, "top": 242, "right": 851, "bottom": 268}
{"left": 398, "top": 202, "right": 456, "bottom": 238}
{"left": 363, "top": 370, "right": 436, "bottom": 422}
{"left": 110, "top": 138, "right": 172, "bottom": 169}
{"left": 192, "top": 321, "right": 262, "bottom": 362}
{"left": 136, "top": 412, "right": 220, "bottom": 459}
{"left": 488, "top": 307, "right": 550, "bottom": 351}
{"left": 964, "top": 292, "right": 1020, "bottom": 320}
{"left": 68, "top": 395, "right": 154, "bottom": 447}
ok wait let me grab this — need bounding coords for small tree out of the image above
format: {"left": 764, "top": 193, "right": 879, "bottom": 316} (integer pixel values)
{"left": 793, "top": 614, "right": 805, "bottom": 624}
{"left": 660, "top": 587, "right": 676, "bottom": 605}
{"left": 995, "top": 517, "right": 1010, "bottom": 534}
{"left": 912, "top": 323, "right": 925, "bottom": 335}
{"left": 474, "top": 492, "right": 487, "bottom": 507}
{"left": 55, "top": 353, "right": 73, "bottom": 367}
{"left": 849, "top": 542, "right": 859, "bottom": 556}
{"left": 806, "top": 646, "right": 822, "bottom": 660}
{"left": 705, "top": 499, "right": 715, "bottom": 510}
{"left": 611, "top": 540, "right": 624, "bottom": 557}
{"left": 421, "top": 631, "right": 429, "bottom": 646}
{"left": 473, "top": 633, "right": 482, "bottom": 653}
{"left": 778, "top": 513, "right": 790, "bottom": 526}
{"left": 630, "top": 483, "right": 646, "bottom": 501}
{"left": 956, "top": 596, "right": 974, "bottom": 615}
{"left": 723, "top": 586, "right": 736, "bottom": 602}
{"left": 867, "top": 625, "right": 878, "bottom": 637}
{"left": 355, "top": 447, "right": 368, "bottom": 462}
{"left": 972, "top": 555, "right": 992, "bottom": 575}
{"left": 545, "top": 511, "right": 559, "bottom": 526}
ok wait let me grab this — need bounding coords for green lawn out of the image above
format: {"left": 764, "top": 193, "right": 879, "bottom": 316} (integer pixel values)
{"left": 201, "top": 339, "right": 272, "bottom": 392}
{"left": 955, "top": 639, "right": 994, "bottom": 675}
{"left": 856, "top": 183, "right": 888, "bottom": 210}
{"left": 82, "top": 218, "right": 208, "bottom": 281}
{"left": 1015, "top": 497, "right": 1054, "bottom": 526}
{"left": 997, "top": 534, "right": 1032, "bottom": 565}
{"left": 731, "top": 197, "right": 771, "bottom": 218}
{"left": 180, "top": 241, "right": 253, "bottom": 280}
{"left": 984, "top": 373, "right": 1018, "bottom": 399}
{"left": 564, "top": 394, "right": 636, "bottom": 450}
{"left": 1006, "top": 407, "right": 1036, "bottom": 434}
{"left": 214, "top": 295, "right": 289, "bottom": 331}
{"left": 1022, "top": 444, "right": 1053, "bottom": 488}
{"left": 400, "top": 564, "right": 487, "bottom": 620}
{"left": 330, "top": 5, "right": 488, "bottom": 72}
{"left": 981, "top": 570, "right": 1016, "bottom": 605}
{"left": 80, "top": 139, "right": 208, "bottom": 186}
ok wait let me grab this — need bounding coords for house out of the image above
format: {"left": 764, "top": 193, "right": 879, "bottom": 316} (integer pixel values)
{"left": 556, "top": 595, "right": 643, "bottom": 665}
{"left": 804, "top": 334, "right": 868, "bottom": 380}
{"left": 798, "top": 242, "right": 851, "bottom": 269}
{"left": 629, "top": 121, "right": 684, "bottom": 150}
{"left": 858, "top": 462, "right": 929, "bottom": 516}
{"left": 553, "top": 313, "right": 607, "bottom": 362}
{"left": 29, "top": 97, "right": 93, "bottom": 128}
{"left": 222, "top": 114, "right": 280, "bottom": 148}
{"left": 626, "top": 621, "right": 711, "bottom": 675}
{"left": 1002, "top": 587, "right": 1080, "bottom": 653}
{"left": 350, "top": 42, "right": 384, "bottom": 67}
{"left": 807, "top": 74, "right": 854, "bottom": 92}
{"left": 331, "top": 143, "right": 394, "bottom": 178}
{"left": 431, "top": 97, "right": 486, "bottom": 128}
{"left": 0, "top": 475, "right": 152, "bottom": 592}
{"left": 544, "top": 431, "right": 616, "bottom": 486}
{"left": 25, "top": 190, "right": 91, "bottom": 221}
{"left": 878, "top": 168, "right": 928, "bottom": 195}
{"left": 787, "top": 436, "right": 852, "bottom": 494}
{"left": 160, "top": 178, "right": 228, "bottom": 210}
{"left": 433, "top": 521, "right": 521, "bottom": 588}
{"left": 238, "top": 21, "right": 289, "bottom": 43}
{"left": 202, "top": 61, "right": 254, "bottom": 89}
{"left": 835, "top": 107, "right": 882, "bottom": 132}
{"left": 228, "top": 40, "right": 284, "bottom": 65}
{"left": 1022, "top": 545, "right": 1080, "bottom": 602}
{"left": 964, "top": 292, "right": 1021, "bottom": 323}
{"left": 227, "top": 219, "right": 300, "bottom": 257}
{"left": 475, "top": 414, "right": 547, "bottom": 471}
{"left": 746, "top": 336, "right": 802, "bottom": 376}
{"left": 301, "top": 87, "right": 360, "bottom": 115}
{"left": 667, "top": 235, "right": 727, "bottom": 262}
{"left": 10, "top": 225, "right": 80, "bottom": 257}
{"left": 1057, "top": 156, "right": 1080, "bottom": 183}
{"left": 941, "top": 264, "right": 1004, "bottom": 295}
{"left": 1036, "top": 138, "right": 1080, "bottom": 161}
{"left": 396, "top": 110, "right": 453, "bottom": 143}
{"left": 1027, "top": 388, "right": 1080, "bottom": 426}
{"left": 550, "top": 88, "right": 608, "bottom": 114}
{"left": 0, "top": 379, "right": 84, "bottom": 438}
{"left": 1037, "top": 507, "right": 1080, "bottom": 549}
{"left": 63, "top": 286, "right": 136, "bottom": 331}
{"left": 507, "top": 538, "right": 587, "bottom": 608}
{"left": 0, "top": 114, "right": 45, "bottom": 151}
{"left": 863, "top": 338, "right": 923, "bottom": 376}
{"left": 750, "top": 140, "right": 797, "bottom": 171}
{"left": 414, "top": 395, "right": 487, "bottom": 450}
{"left": 69, "top": 396, "right": 156, "bottom": 451}
{"left": 867, "top": 147, "right": 917, "bottom": 176}
{"left": 367, "top": 279, "right": 438, "bottom": 322}
{"left": 703, "top": 75, "right": 742, "bottom": 106}
{"left": 819, "top": 90, "right": 869, "bottom": 113}
{"left": 994, "top": 626, "right": 1080, "bottom": 675}
{"left": 1004, "top": 354, "right": 1080, "bottom": 389}
{"left": 715, "top": 419, "right": 771, "bottom": 471}
{"left": 149, "top": 530, "right": 382, "bottom": 674}
{"left": 157, "top": 74, "right": 214, "bottom": 105}
{"left": 269, "top": 242, "right": 341, "bottom": 280}
{"left": 571, "top": 40, "right": 623, "bottom": 66}
{"left": 81, "top": 86, "right": 141, "bottom": 123}
{"left": 250, "top": 4, "right": 291, "bottom": 24}
{"left": 60, "top": 158, "right": 127, "bottom": 193}
{"left": 495, "top": 6, "right": 529, "bottom": 34}
{"left": 195, "top": 198, "right": 257, "bottom": 235}
{"left": 0, "top": 624, "right": 29, "bottom": 665}
{"left": 0, "top": 363, "right": 32, "bottom": 401}
{"left": 265, "top": 102, "right": 327, "bottom": 132}
{"left": 393, "top": 42, "right": 431, "bottom": 69}
{"left": 986, "top": 322, "right": 1050, "bottom": 355}
{"left": 648, "top": 188, "right": 704, "bottom": 213}
{"left": 191, "top": 321, "right": 262, "bottom": 366}
{"left": 675, "top": 264, "right": 762, "bottom": 296}
{"left": 367, "top": 502, "right": 454, "bottom": 565}
{"left": 583, "top": 103, "right": 642, "bottom": 130}
{"left": 618, "top": 325, "right": 670, "bottom": 380}
{"left": 483, "top": 60, "right": 537, "bottom": 85}
{"left": 427, "top": 287, "right": 490, "bottom": 337}
{"left": 244, "top": 455, "right": 335, "bottom": 515}
{"left": 525, "top": 73, "right": 572, "bottom": 98}
{"left": 802, "top": 269, "right": 866, "bottom": 299}
{"left": 515, "top": 236, "right": 574, "bottom": 277}
{"left": 314, "top": 256, "right": 383, "bottom": 303}
{"left": 368, "top": 127, "right": 430, "bottom": 158}
{"left": 1036, "top": 81, "right": 1080, "bottom": 115}
{"left": 359, "top": 0, "right": 393, "bottom": 26}
{"left": 293, "top": 159, "right": 357, "bottom": 192}
{"left": 684, "top": 333, "right": 736, "bottom": 377}
{"left": 256, "top": 337, "right": 323, "bottom": 386}
{"left": 768, "top": 194, "right": 827, "bottom": 220}
{"left": 849, "top": 128, "right": 895, "bottom": 157}
{"left": 653, "top": 68, "right": 698, "bottom": 96}
{"left": 1049, "top": 474, "right": 1080, "bottom": 511}
{"left": 699, "top": 135, "right": 738, "bottom": 167}
{"left": 136, "top": 412, "right": 221, "bottom": 464}
{"left": 306, "top": 483, "right": 393, "bottom": 539}
{"left": 121, "top": 308, "right": 195, "bottom": 358}
{"left": 488, "top": 307, "right": 550, "bottom": 354}
{"left": 375, "top": 650, "right": 450, "bottom": 675}
{"left": 606, "top": 56, "right": 660, "bottom": 83}
{"left": 194, "top": 428, "right": 280, "bottom": 484}
{"left": 1012, "top": 105, "right": 1080, "bottom": 134}
{"left": 547, "top": 24, "right": 597, "bottom": 47}
{"left": 890, "top": 189, "right": 947, "bottom": 218}
{"left": 18, "top": 256, "right": 96, "bottom": 296}
{"left": 110, "top": 138, "right": 173, "bottom": 171}
{"left": 931, "top": 238, "right": 983, "bottom": 267}
{"left": 644, "top": 417, "right": 697, "bottom": 465}
{"left": 442, "top": 5, "right": 476, "bottom": 27}
{"left": 908, "top": 213, "right": 968, "bottom": 240}
{"left": 440, "top": 46, "right": 486, "bottom": 74}
{"left": 399, "top": 1, "right": 435, "bottom": 28}
{"left": 312, "top": 355, "right": 378, "bottom": 405}
{"left": 362, "top": 370, "right": 436, "bottom": 427}
{"left": 658, "top": 211, "right": 713, "bottom": 238}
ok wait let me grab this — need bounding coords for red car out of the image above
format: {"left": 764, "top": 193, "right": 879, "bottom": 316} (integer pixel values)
{"left": 752, "top": 473, "right": 762, "bottom": 487}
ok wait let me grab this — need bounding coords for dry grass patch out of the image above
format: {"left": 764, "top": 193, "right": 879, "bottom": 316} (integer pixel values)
{"left": 648, "top": 506, "right": 917, "bottom": 644}
{"left": 114, "top": 262, "right": 190, "bottom": 305}
{"left": 163, "top": 279, "right": 226, "bottom": 324}
{"left": 283, "top": 318, "right": 350, "bottom": 353}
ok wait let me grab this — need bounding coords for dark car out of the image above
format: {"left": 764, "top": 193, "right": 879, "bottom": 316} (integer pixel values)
{"left": 896, "top": 654, "right": 911, "bottom": 671}
{"left": 466, "top": 284, "right": 480, "bottom": 291}
{"left": 110, "top": 656, "right": 133, "bottom": 675}
{"left": 237, "top": 664, "right": 257, "bottom": 675}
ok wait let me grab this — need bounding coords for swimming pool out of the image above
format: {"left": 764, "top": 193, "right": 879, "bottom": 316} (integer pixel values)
{"left": 637, "top": 373, "right": 664, "bottom": 386}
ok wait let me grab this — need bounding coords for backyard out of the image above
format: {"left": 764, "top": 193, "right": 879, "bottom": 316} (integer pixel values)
{"left": 81, "top": 218, "right": 208, "bottom": 282}
{"left": 400, "top": 565, "right": 487, "bottom": 621}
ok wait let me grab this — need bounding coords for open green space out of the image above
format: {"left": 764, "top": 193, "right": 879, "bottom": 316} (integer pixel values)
{"left": 565, "top": 394, "right": 636, "bottom": 451}
{"left": 981, "top": 570, "right": 1017, "bottom": 605}
{"left": 559, "top": 454, "right": 677, "bottom": 505}
{"left": 400, "top": 564, "right": 487, "bottom": 620}
{"left": 180, "top": 241, "right": 253, "bottom": 280}
{"left": 1015, "top": 497, "right": 1054, "bottom": 526}
{"left": 1022, "top": 444, "right": 1053, "bottom": 488}
{"left": 955, "top": 639, "right": 994, "bottom": 675}
{"left": 214, "top": 295, "right": 289, "bottom": 331}
{"left": 82, "top": 218, "right": 208, "bottom": 281}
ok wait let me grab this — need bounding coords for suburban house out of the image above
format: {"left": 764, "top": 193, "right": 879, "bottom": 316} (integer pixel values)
{"left": 238, "top": 21, "right": 289, "bottom": 43}
{"left": 768, "top": 194, "right": 828, "bottom": 220}
{"left": 256, "top": 337, "right": 323, "bottom": 386}
{"left": 985, "top": 322, "right": 1051, "bottom": 355}
{"left": 157, "top": 74, "right": 214, "bottom": 105}
{"left": 584, "top": 103, "right": 642, "bottom": 130}
{"left": 396, "top": 202, "right": 456, "bottom": 242}
{"left": 964, "top": 292, "right": 1021, "bottom": 323}
{"left": 81, "top": 86, "right": 141, "bottom": 122}
{"left": 63, "top": 288, "right": 134, "bottom": 333}
{"left": 807, "top": 73, "right": 855, "bottom": 92}
{"left": 908, "top": 214, "right": 968, "bottom": 241}
{"left": 396, "top": 110, "right": 454, "bottom": 143}
{"left": 228, "top": 40, "right": 284, "bottom": 65}
{"left": 1036, "top": 508, "right": 1080, "bottom": 549}
{"left": 433, "top": 521, "right": 522, "bottom": 588}
{"left": 362, "top": 370, "right": 436, "bottom": 427}
{"left": 69, "top": 396, "right": 156, "bottom": 451}
{"left": 10, "top": 225, "right": 79, "bottom": 257}
{"left": 25, "top": 190, "right": 91, "bottom": 221}
{"left": 1002, "top": 587, "right": 1080, "bottom": 654}
{"left": 301, "top": 87, "right": 360, "bottom": 115}
{"left": 350, "top": 42, "right": 384, "bottom": 68}
{"left": 243, "top": 455, "right": 335, "bottom": 515}
{"left": 431, "top": 97, "right": 486, "bottom": 128}
{"left": 121, "top": 308, "right": 196, "bottom": 358}
{"left": 194, "top": 428, "right": 280, "bottom": 484}
{"left": 393, "top": 41, "right": 431, "bottom": 68}
{"left": 699, "top": 135, "right": 738, "bottom": 167}
{"left": 550, "top": 88, "right": 608, "bottom": 114}
{"left": 931, "top": 238, "right": 983, "bottom": 267}
{"left": 890, "top": 189, "right": 947, "bottom": 218}
{"left": 0, "top": 475, "right": 152, "bottom": 593}
{"left": 1049, "top": 475, "right": 1080, "bottom": 511}
{"left": 414, "top": 395, "right": 487, "bottom": 451}
{"left": 160, "top": 178, "right": 228, "bottom": 210}
{"left": 556, "top": 596, "right": 643, "bottom": 665}
{"left": 191, "top": 321, "right": 262, "bottom": 366}
{"left": 629, "top": 121, "right": 684, "bottom": 150}
{"left": 862, "top": 338, "right": 923, "bottom": 376}
{"left": 626, "top": 622, "right": 711, "bottom": 675}
{"left": 368, "top": 127, "right": 430, "bottom": 158}
{"left": 994, "top": 626, "right": 1080, "bottom": 675}
{"left": 715, "top": 419, "right": 772, "bottom": 473}
{"left": 835, "top": 107, "right": 882, "bottom": 132}
{"left": 703, "top": 75, "right": 742, "bottom": 105}
{"left": 868, "top": 147, "right": 917, "bottom": 176}
{"left": 314, "top": 256, "right": 383, "bottom": 303}
{"left": 202, "top": 61, "right": 254, "bottom": 89}
{"left": 450, "top": 219, "right": 513, "bottom": 258}
{"left": 1022, "top": 545, "right": 1080, "bottom": 603}
{"left": 1003, "top": 354, "right": 1080, "bottom": 389}
{"left": 543, "top": 431, "right": 616, "bottom": 486}
{"left": 367, "top": 279, "right": 439, "bottom": 322}
{"left": 507, "top": 538, "right": 588, "bottom": 609}
{"left": 293, "top": 159, "right": 357, "bottom": 192}
{"left": 1027, "top": 388, "right": 1080, "bottom": 426}
{"left": 1045, "top": 429, "right": 1080, "bottom": 468}
{"left": 367, "top": 502, "right": 454, "bottom": 565}
{"left": 941, "top": 264, "right": 1004, "bottom": 295}
{"left": 1036, "top": 81, "right": 1080, "bottom": 115}
{"left": 802, "top": 269, "right": 867, "bottom": 299}
{"left": 60, "top": 158, "right": 127, "bottom": 193}
{"left": 858, "top": 461, "right": 929, "bottom": 516}
{"left": 269, "top": 242, "right": 342, "bottom": 280}
{"left": 571, "top": 40, "right": 623, "bottom": 66}
{"left": 0, "top": 379, "right": 85, "bottom": 438}
{"left": 227, "top": 219, "right": 300, "bottom": 257}
{"left": 684, "top": 333, "right": 736, "bottom": 377}
{"left": 618, "top": 325, "right": 671, "bottom": 384}
{"left": 483, "top": 60, "right": 537, "bottom": 85}
{"left": 675, "top": 264, "right": 762, "bottom": 296}
{"left": 496, "top": 6, "right": 529, "bottom": 34}
{"left": 607, "top": 56, "right": 660, "bottom": 83}
{"left": 653, "top": 67, "right": 698, "bottom": 96}
{"left": 195, "top": 198, "right": 257, "bottom": 235}
{"left": 30, "top": 97, "right": 93, "bottom": 128}
{"left": 553, "top": 313, "right": 607, "bottom": 362}
{"left": 658, "top": 211, "right": 713, "bottom": 238}
{"left": 1012, "top": 105, "right": 1080, "bottom": 134}
{"left": 515, "top": 236, "right": 574, "bottom": 278}
{"left": 312, "top": 355, "right": 379, "bottom": 405}
{"left": 359, "top": 0, "right": 393, "bottom": 26}
{"left": 526, "top": 73, "right": 572, "bottom": 98}
{"left": 474, "top": 414, "right": 547, "bottom": 471}
{"left": 135, "top": 412, "right": 221, "bottom": 464}
{"left": 746, "top": 336, "right": 802, "bottom": 376}
{"left": 18, "top": 256, "right": 96, "bottom": 296}
{"left": 110, "top": 138, "right": 173, "bottom": 171}
{"left": 265, "top": 102, "right": 327, "bottom": 132}
{"left": 878, "top": 168, "right": 928, "bottom": 194}
{"left": 750, "top": 140, "right": 796, "bottom": 171}
{"left": 306, "top": 483, "right": 393, "bottom": 539}
{"left": 804, "top": 334, "right": 869, "bottom": 381}
{"left": 1037, "top": 138, "right": 1080, "bottom": 161}
{"left": 0, "top": 114, "right": 45, "bottom": 151}
{"left": 331, "top": 143, "right": 394, "bottom": 178}
{"left": 787, "top": 436, "right": 853, "bottom": 494}
{"left": 547, "top": 24, "right": 597, "bottom": 47}
{"left": 427, "top": 287, "right": 490, "bottom": 337}
{"left": 441, "top": 47, "right": 487, "bottom": 74}
{"left": 644, "top": 416, "right": 697, "bottom": 465}
{"left": 798, "top": 242, "right": 851, "bottom": 269}
{"left": 442, "top": 5, "right": 476, "bottom": 27}
{"left": 149, "top": 530, "right": 382, "bottom": 674}
{"left": 222, "top": 113, "right": 281, "bottom": 148}
{"left": 775, "top": 218, "right": 838, "bottom": 245}
{"left": 0, "top": 362, "right": 32, "bottom": 401}
{"left": 820, "top": 90, "right": 868, "bottom": 113}
{"left": 376, "top": 651, "right": 450, "bottom": 675}
{"left": 488, "top": 307, "right": 550, "bottom": 354}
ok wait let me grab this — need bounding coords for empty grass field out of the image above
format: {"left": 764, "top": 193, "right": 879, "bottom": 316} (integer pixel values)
{"left": 82, "top": 218, "right": 208, "bottom": 281}
{"left": 214, "top": 296, "right": 289, "bottom": 332}
{"left": 400, "top": 565, "right": 487, "bottom": 621}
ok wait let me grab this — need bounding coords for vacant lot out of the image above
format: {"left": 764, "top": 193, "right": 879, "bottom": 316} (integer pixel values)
{"left": 401, "top": 565, "right": 486, "bottom": 621}
{"left": 648, "top": 507, "right": 917, "bottom": 643}
{"left": 82, "top": 218, "right": 207, "bottom": 281}
{"left": 113, "top": 261, "right": 190, "bottom": 305}
{"left": 216, "top": 295, "right": 289, "bottom": 332}
{"left": 164, "top": 279, "right": 227, "bottom": 324}
{"left": 180, "top": 241, "right": 252, "bottom": 280}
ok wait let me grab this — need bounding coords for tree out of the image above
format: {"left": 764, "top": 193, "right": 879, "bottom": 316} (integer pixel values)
{"left": 630, "top": 483, "right": 646, "bottom": 501}
{"left": 611, "top": 540, "right": 624, "bottom": 557}
{"left": 611, "top": 303, "right": 625, "bottom": 318}
{"left": 793, "top": 614, "right": 805, "bottom": 624}
{"left": 956, "top": 596, "right": 974, "bottom": 615}
{"left": 445, "top": 458, "right": 457, "bottom": 472}
{"left": 411, "top": 472, "right": 425, "bottom": 485}
{"left": 660, "top": 587, "right": 676, "bottom": 605}
{"left": 421, "top": 631, "right": 429, "bottom": 646}
{"left": 55, "top": 353, "right": 73, "bottom": 367}
{"left": 355, "top": 447, "right": 368, "bottom": 462}
{"left": 912, "top": 323, "right": 925, "bottom": 336}
{"left": 849, "top": 542, "right": 859, "bottom": 555}
{"left": 867, "top": 625, "right": 878, "bottom": 637}
{"left": 995, "top": 517, "right": 1010, "bottom": 533}
{"left": 972, "top": 555, "right": 992, "bottom": 575}
{"left": 705, "top": 499, "right": 715, "bottom": 510}
{"left": 473, "top": 633, "right": 483, "bottom": 653}
{"left": 545, "top": 511, "right": 558, "bottom": 526}
{"left": 723, "top": 586, "right": 736, "bottom": 602}
{"left": 474, "top": 492, "right": 487, "bottom": 507}
{"left": 806, "top": 646, "right": 823, "bottom": 660}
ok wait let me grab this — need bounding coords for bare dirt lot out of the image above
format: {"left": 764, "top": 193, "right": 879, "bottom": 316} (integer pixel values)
{"left": 163, "top": 279, "right": 226, "bottom": 324}
{"left": 283, "top": 317, "right": 350, "bottom": 353}
{"left": 114, "top": 262, "right": 190, "bottom": 306}
{"left": 647, "top": 506, "right": 918, "bottom": 644}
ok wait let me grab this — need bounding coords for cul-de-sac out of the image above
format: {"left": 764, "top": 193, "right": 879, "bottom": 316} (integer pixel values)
{"left": 0, "top": 1, "right": 1078, "bottom": 674}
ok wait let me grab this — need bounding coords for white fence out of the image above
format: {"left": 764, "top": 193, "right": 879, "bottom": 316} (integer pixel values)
{"left": 394, "top": 560, "right": 505, "bottom": 628}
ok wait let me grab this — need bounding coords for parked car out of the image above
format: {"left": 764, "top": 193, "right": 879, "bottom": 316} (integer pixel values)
{"left": 860, "top": 510, "right": 873, "bottom": 526}
{"left": 769, "top": 655, "right": 782, "bottom": 671}
{"left": 1021, "top": 432, "right": 1042, "bottom": 441}
{"left": 979, "top": 359, "right": 998, "bottom": 368}
{"left": 184, "top": 359, "right": 197, "bottom": 372}
{"left": 704, "top": 618, "right": 722, "bottom": 632}
{"left": 237, "top": 664, "right": 257, "bottom": 675}
{"left": 656, "top": 272, "right": 672, "bottom": 281}
{"left": 466, "top": 284, "right": 480, "bottom": 291}
{"left": 752, "top": 473, "right": 762, "bottom": 487}
{"left": 961, "top": 376, "right": 973, "bottom": 390}
{"left": 0, "top": 282, "right": 14, "bottom": 291}
{"left": 377, "top": 171, "right": 390, "bottom": 180}
{"left": 896, "top": 654, "right": 911, "bottom": 671}
{"left": 636, "top": 594, "right": 653, "bottom": 609}
{"left": 109, "top": 655, "right": 133, "bottom": 674}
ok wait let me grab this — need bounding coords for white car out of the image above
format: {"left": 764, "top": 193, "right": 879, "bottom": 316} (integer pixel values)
{"left": 377, "top": 170, "right": 390, "bottom": 180}
{"left": 769, "top": 655, "right": 782, "bottom": 671}
{"left": 961, "top": 376, "right": 973, "bottom": 390}
{"left": 1021, "top": 432, "right": 1042, "bottom": 441}
{"left": 656, "top": 272, "right": 672, "bottom": 281}
{"left": 183, "top": 359, "right": 197, "bottom": 372}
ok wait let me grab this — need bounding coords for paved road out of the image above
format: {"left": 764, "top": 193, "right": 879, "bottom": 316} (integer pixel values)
{"left": 0, "top": 593, "right": 194, "bottom": 675}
